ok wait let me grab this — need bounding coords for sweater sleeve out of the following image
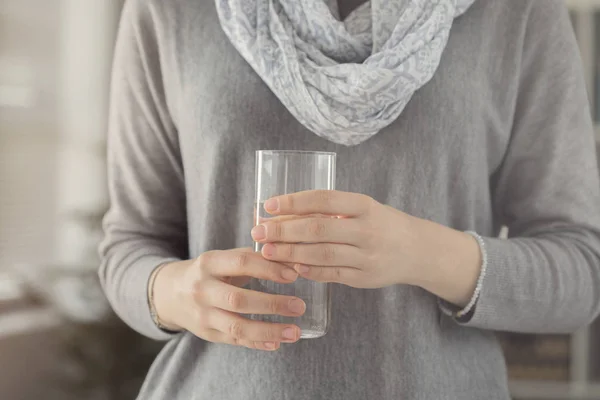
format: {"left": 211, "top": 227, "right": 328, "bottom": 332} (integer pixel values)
{"left": 458, "top": 1, "right": 600, "bottom": 333}
{"left": 98, "top": 0, "right": 187, "bottom": 341}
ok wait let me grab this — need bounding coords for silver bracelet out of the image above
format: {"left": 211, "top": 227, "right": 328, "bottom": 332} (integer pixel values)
{"left": 148, "top": 263, "right": 175, "bottom": 331}
{"left": 439, "top": 231, "right": 488, "bottom": 319}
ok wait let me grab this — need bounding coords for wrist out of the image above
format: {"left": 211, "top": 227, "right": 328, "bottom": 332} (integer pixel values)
{"left": 410, "top": 217, "right": 481, "bottom": 307}
{"left": 150, "top": 260, "right": 185, "bottom": 331}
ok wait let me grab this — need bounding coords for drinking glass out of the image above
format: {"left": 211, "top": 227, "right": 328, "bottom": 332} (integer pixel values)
{"left": 251, "top": 150, "right": 336, "bottom": 339}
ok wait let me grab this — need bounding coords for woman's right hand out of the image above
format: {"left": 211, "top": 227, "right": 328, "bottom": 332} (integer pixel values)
{"left": 151, "top": 248, "right": 306, "bottom": 351}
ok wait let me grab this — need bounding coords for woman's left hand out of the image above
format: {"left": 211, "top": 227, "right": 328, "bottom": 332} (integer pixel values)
{"left": 250, "top": 190, "right": 439, "bottom": 289}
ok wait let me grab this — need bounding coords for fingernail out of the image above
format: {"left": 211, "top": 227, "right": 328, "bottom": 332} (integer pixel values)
{"left": 282, "top": 327, "right": 297, "bottom": 340}
{"left": 296, "top": 264, "right": 310, "bottom": 274}
{"left": 264, "top": 198, "right": 279, "bottom": 213}
{"left": 264, "top": 342, "right": 277, "bottom": 350}
{"left": 251, "top": 225, "right": 266, "bottom": 241}
{"left": 262, "top": 244, "right": 275, "bottom": 257}
{"left": 288, "top": 299, "right": 306, "bottom": 315}
{"left": 281, "top": 268, "right": 298, "bottom": 281}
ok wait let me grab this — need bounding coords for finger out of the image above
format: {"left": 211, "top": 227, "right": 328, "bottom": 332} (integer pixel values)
{"left": 261, "top": 242, "right": 365, "bottom": 267}
{"left": 294, "top": 264, "right": 361, "bottom": 285}
{"left": 209, "top": 309, "right": 301, "bottom": 343}
{"left": 202, "top": 328, "right": 280, "bottom": 351}
{"left": 245, "top": 340, "right": 281, "bottom": 351}
{"left": 264, "top": 190, "right": 373, "bottom": 217}
{"left": 256, "top": 214, "right": 311, "bottom": 224}
{"left": 203, "top": 280, "right": 306, "bottom": 316}
{"left": 199, "top": 250, "right": 299, "bottom": 283}
{"left": 275, "top": 213, "right": 331, "bottom": 219}
{"left": 252, "top": 216, "right": 363, "bottom": 245}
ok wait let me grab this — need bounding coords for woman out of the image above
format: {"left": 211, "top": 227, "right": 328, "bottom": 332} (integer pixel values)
{"left": 99, "top": 0, "right": 600, "bottom": 398}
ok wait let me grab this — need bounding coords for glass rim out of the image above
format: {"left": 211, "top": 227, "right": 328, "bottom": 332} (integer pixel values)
{"left": 256, "top": 150, "right": 336, "bottom": 156}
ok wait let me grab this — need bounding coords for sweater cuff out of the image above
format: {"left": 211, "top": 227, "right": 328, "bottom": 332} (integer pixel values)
{"left": 115, "top": 255, "right": 181, "bottom": 341}
{"left": 444, "top": 236, "right": 516, "bottom": 329}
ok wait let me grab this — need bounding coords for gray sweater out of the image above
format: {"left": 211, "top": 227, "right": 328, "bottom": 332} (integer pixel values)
{"left": 99, "top": 0, "right": 600, "bottom": 399}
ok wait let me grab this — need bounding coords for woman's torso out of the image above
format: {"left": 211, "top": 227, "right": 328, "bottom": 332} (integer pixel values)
{"left": 137, "top": 0, "right": 528, "bottom": 398}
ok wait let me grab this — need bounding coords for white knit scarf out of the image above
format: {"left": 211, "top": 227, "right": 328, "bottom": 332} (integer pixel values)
{"left": 217, "top": 0, "right": 477, "bottom": 146}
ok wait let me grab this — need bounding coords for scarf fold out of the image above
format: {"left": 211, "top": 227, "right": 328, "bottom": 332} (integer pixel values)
{"left": 217, "top": 0, "right": 477, "bottom": 146}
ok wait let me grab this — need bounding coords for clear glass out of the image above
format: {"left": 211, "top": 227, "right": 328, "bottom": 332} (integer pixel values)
{"left": 251, "top": 150, "right": 336, "bottom": 339}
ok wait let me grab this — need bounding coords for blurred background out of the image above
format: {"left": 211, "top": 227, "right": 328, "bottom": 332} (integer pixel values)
{"left": 1, "top": 0, "right": 600, "bottom": 399}
{"left": 1, "top": 1, "right": 161, "bottom": 399}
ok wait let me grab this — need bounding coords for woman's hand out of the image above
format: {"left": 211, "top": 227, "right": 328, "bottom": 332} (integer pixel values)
{"left": 251, "top": 190, "right": 481, "bottom": 306}
{"left": 152, "top": 249, "right": 306, "bottom": 351}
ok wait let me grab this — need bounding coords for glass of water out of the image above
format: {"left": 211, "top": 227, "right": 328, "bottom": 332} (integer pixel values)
{"left": 251, "top": 150, "right": 336, "bottom": 339}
